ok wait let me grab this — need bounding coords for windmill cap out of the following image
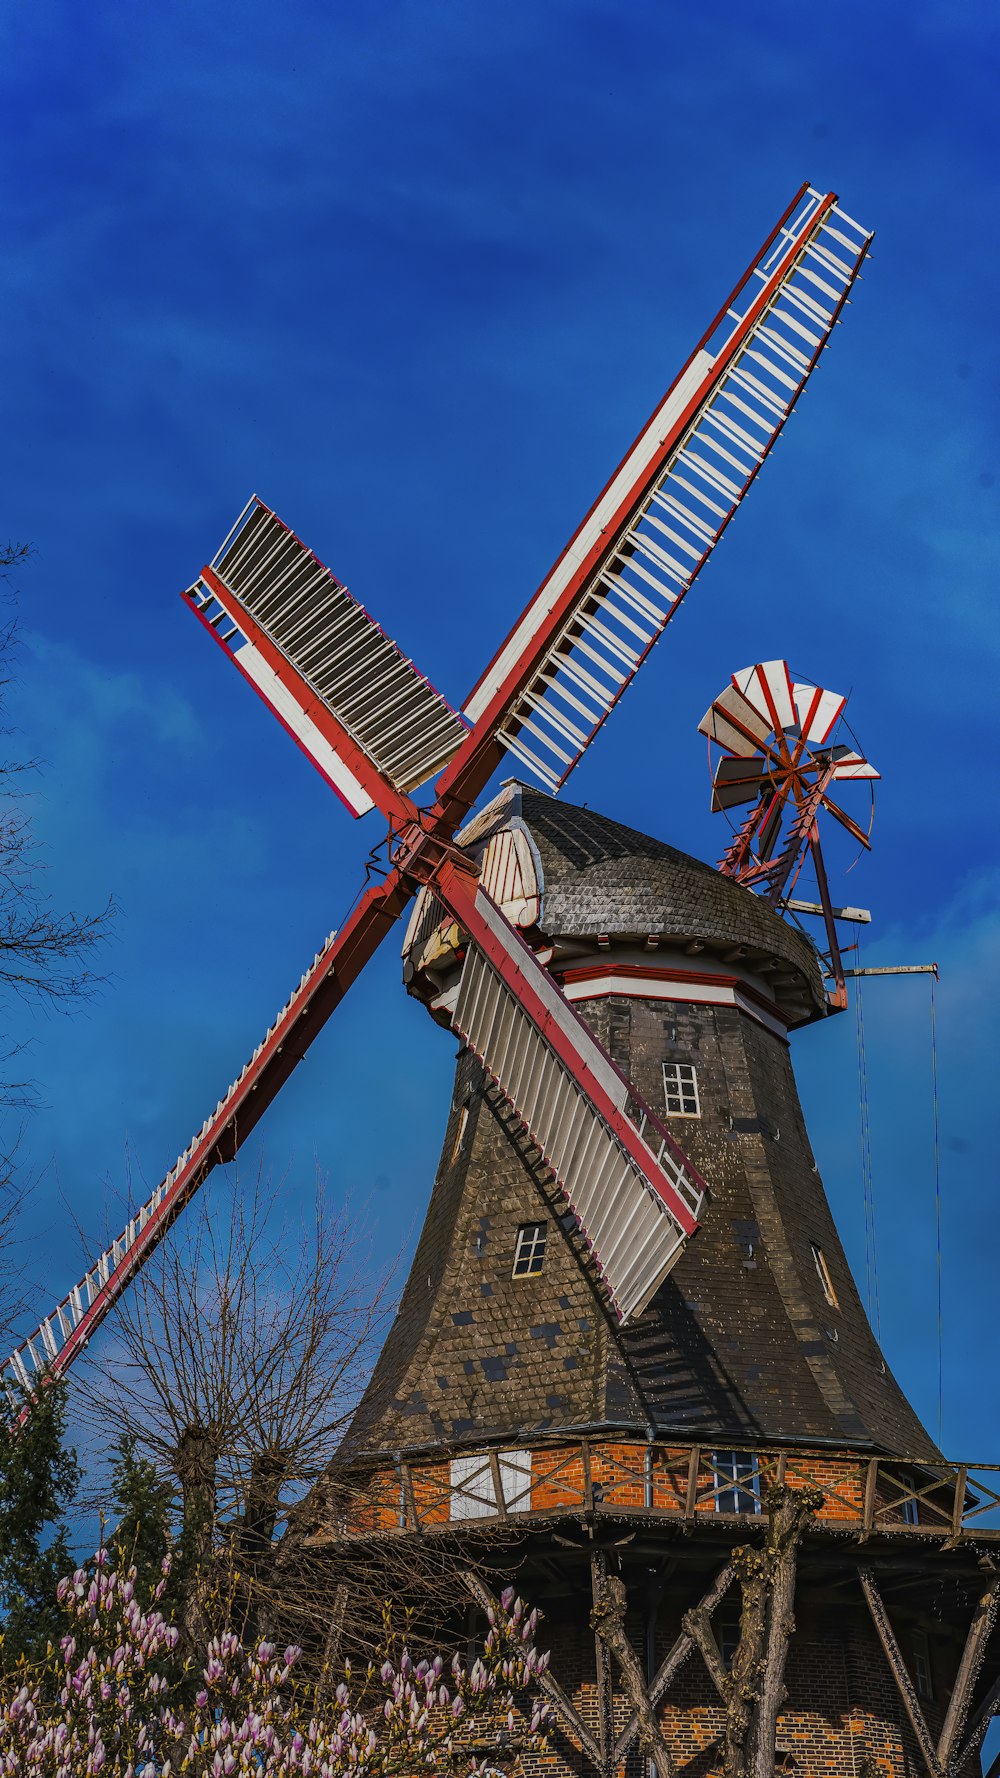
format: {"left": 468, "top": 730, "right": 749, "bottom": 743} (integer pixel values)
{"left": 459, "top": 782, "right": 827, "bottom": 1025}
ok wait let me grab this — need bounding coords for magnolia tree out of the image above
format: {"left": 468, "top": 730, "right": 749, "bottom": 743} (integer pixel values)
{"left": 0, "top": 1551, "right": 551, "bottom": 1777}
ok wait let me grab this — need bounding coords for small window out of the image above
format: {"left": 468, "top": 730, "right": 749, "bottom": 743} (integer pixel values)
{"left": 716, "top": 1609, "right": 741, "bottom": 1672}
{"left": 512, "top": 1222, "right": 547, "bottom": 1278}
{"left": 663, "top": 1061, "right": 700, "bottom": 1117}
{"left": 897, "top": 1471, "right": 920, "bottom": 1527}
{"left": 810, "top": 1242, "right": 839, "bottom": 1309}
{"left": 912, "top": 1629, "right": 933, "bottom": 1700}
{"left": 712, "top": 1450, "right": 761, "bottom": 1515}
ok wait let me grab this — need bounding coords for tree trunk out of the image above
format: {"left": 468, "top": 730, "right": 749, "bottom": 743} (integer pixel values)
{"left": 591, "top": 1565, "right": 678, "bottom": 1778}
{"left": 173, "top": 1420, "right": 220, "bottom": 1653}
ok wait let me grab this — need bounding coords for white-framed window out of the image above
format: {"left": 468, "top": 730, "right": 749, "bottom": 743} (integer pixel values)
{"left": 712, "top": 1449, "right": 761, "bottom": 1515}
{"left": 449, "top": 1450, "right": 532, "bottom": 1520}
{"left": 810, "top": 1241, "right": 839, "bottom": 1309}
{"left": 512, "top": 1221, "right": 547, "bottom": 1278}
{"left": 663, "top": 1060, "right": 700, "bottom": 1117}
{"left": 912, "top": 1628, "right": 933, "bottom": 1700}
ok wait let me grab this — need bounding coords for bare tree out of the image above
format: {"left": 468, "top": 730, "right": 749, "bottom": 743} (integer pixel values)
{"left": 78, "top": 1163, "right": 519, "bottom": 1663}
{"left": 76, "top": 1166, "right": 402, "bottom": 1639}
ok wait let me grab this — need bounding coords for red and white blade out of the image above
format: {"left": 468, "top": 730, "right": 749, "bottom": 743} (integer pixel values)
{"left": 444, "top": 188, "right": 872, "bottom": 801}
{"left": 185, "top": 498, "right": 467, "bottom": 818}
{"left": 438, "top": 870, "right": 705, "bottom": 1323}
{"left": 699, "top": 683, "right": 773, "bottom": 758}
{"left": 792, "top": 680, "right": 846, "bottom": 745}
{"left": 732, "top": 660, "right": 797, "bottom": 733}
{"left": 2, "top": 876, "right": 411, "bottom": 1405}
{"left": 829, "top": 746, "right": 879, "bottom": 781}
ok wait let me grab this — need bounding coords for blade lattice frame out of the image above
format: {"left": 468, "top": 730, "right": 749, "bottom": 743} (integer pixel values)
{"left": 482, "top": 192, "right": 872, "bottom": 792}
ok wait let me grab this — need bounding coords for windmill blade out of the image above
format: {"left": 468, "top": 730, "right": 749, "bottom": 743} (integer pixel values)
{"left": 434, "top": 863, "right": 705, "bottom": 1322}
{"left": 698, "top": 682, "right": 781, "bottom": 760}
{"left": 819, "top": 793, "right": 872, "bottom": 849}
{"left": 184, "top": 498, "right": 468, "bottom": 823}
{"left": 437, "top": 185, "right": 871, "bottom": 811}
{"left": 830, "top": 746, "right": 880, "bottom": 781}
{"left": 757, "top": 790, "right": 790, "bottom": 862}
{"left": 2, "top": 874, "right": 412, "bottom": 1403}
{"left": 711, "top": 754, "right": 770, "bottom": 811}
{"left": 732, "top": 660, "right": 797, "bottom": 734}
{"left": 792, "top": 680, "right": 846, "bottom": 745}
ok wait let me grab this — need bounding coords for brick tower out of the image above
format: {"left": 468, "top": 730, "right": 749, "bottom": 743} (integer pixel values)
{"left": 312, "top": 784, "right": 1000, "bottom": 1778}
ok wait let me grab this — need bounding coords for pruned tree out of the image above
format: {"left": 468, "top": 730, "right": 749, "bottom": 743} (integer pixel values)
{"left": 681, "top": 1483, "right": 824, "bottom": 1778}
{"left": 77, "top": 1166, "right": 432, "bottom": 1648}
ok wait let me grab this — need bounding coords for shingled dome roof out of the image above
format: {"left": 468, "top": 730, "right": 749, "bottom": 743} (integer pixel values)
{"left": 459, "top": 781, "right": 828, "bottom": 1021}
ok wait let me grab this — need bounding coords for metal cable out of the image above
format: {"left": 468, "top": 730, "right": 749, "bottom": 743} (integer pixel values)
{"left": 930, "top": 973, "right": 943, "bottom": 1445}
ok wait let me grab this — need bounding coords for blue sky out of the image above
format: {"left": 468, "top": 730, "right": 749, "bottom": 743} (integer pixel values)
{"left": 0, "top": 0, "right": 997, "bottom": 1483}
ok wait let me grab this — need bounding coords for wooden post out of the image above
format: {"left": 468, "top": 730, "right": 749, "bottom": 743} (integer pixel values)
{"left": 862, "top": 1458, "right": 878, "bottom": 1534}
{"left": 685, "top": 1445, "right": 701, "bottom": 1520}
{"left": 950, "top": 1465, "right": 968, "bottom": 1540}
{"left": 488, "top": 1449, "right": 508, "bottom": 1520}
{"left": 400, "top": 1461, "right": 420, "bottom": 1530}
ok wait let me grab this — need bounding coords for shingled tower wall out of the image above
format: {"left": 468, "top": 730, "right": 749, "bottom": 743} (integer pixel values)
{"left": 313, "top": 787, "right": 999, "bottom": 1778}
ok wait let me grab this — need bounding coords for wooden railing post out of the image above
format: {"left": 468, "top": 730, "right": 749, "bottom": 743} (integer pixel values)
{"left": 685, "top": 1445, "right": 701, "bottom": 1521}
{"left": 951, "top": 1465, "right": 968, "bottom": 1539}
{"left": 862, "top": 1457, "right": 878, "bottom": 1533}
{"left": 582, "top": 1439, "right": 594, "bottom": 1514}
{"left": 488, "top": 1449, "right": 508, "bottom": 1520}
{"left": 400, "top": 1460, "right": 420, "bottom": 1530}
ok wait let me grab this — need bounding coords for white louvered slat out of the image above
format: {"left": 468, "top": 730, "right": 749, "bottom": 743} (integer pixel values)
{"left": 477, "top": 192, "right": 871, "bottom": 793}
{"left": 450, "top": 893, "right": 706, "bottom": 1322}
{"left": 193, "top": 499, "right": 468, "bottom": 801}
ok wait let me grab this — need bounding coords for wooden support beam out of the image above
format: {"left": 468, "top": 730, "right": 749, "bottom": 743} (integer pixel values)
{"left": 461, "top": 1570, "right": 602, "bottom": 1772}
{"left": 591, "top": 1552, "right": 679, "bottom": 1778}
{"left": 954, "top": 1666, "right": 1000, "bottom": 1775}
{"left": 859, "top": 1567, "right": 942, "bottom": 1778}
{"left": 937, "top": 1574, "right": 999, "bottom": 1771}
{"left": 615, "top": 1562, "right": 735, "bottom": 1759}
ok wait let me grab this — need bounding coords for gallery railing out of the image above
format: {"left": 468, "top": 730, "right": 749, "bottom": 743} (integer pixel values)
{"left": 320, "top": 1439, "right": 1000, "bottom": 1543}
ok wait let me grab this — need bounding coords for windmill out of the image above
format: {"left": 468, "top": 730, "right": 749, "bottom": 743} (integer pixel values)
{"left": 699, "top": 658, "right": 879, "bottom": 1006}
{"left": 3, "top": 182, "right": 873, "bottom": 1396}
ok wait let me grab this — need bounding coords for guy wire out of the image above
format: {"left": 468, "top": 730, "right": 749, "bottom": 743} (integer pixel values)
{"left": 854, "top": 938, "right": 881, "bottom": 1341}
{"left": 930, "top": 973, "right": 943, "bottom": 1445}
